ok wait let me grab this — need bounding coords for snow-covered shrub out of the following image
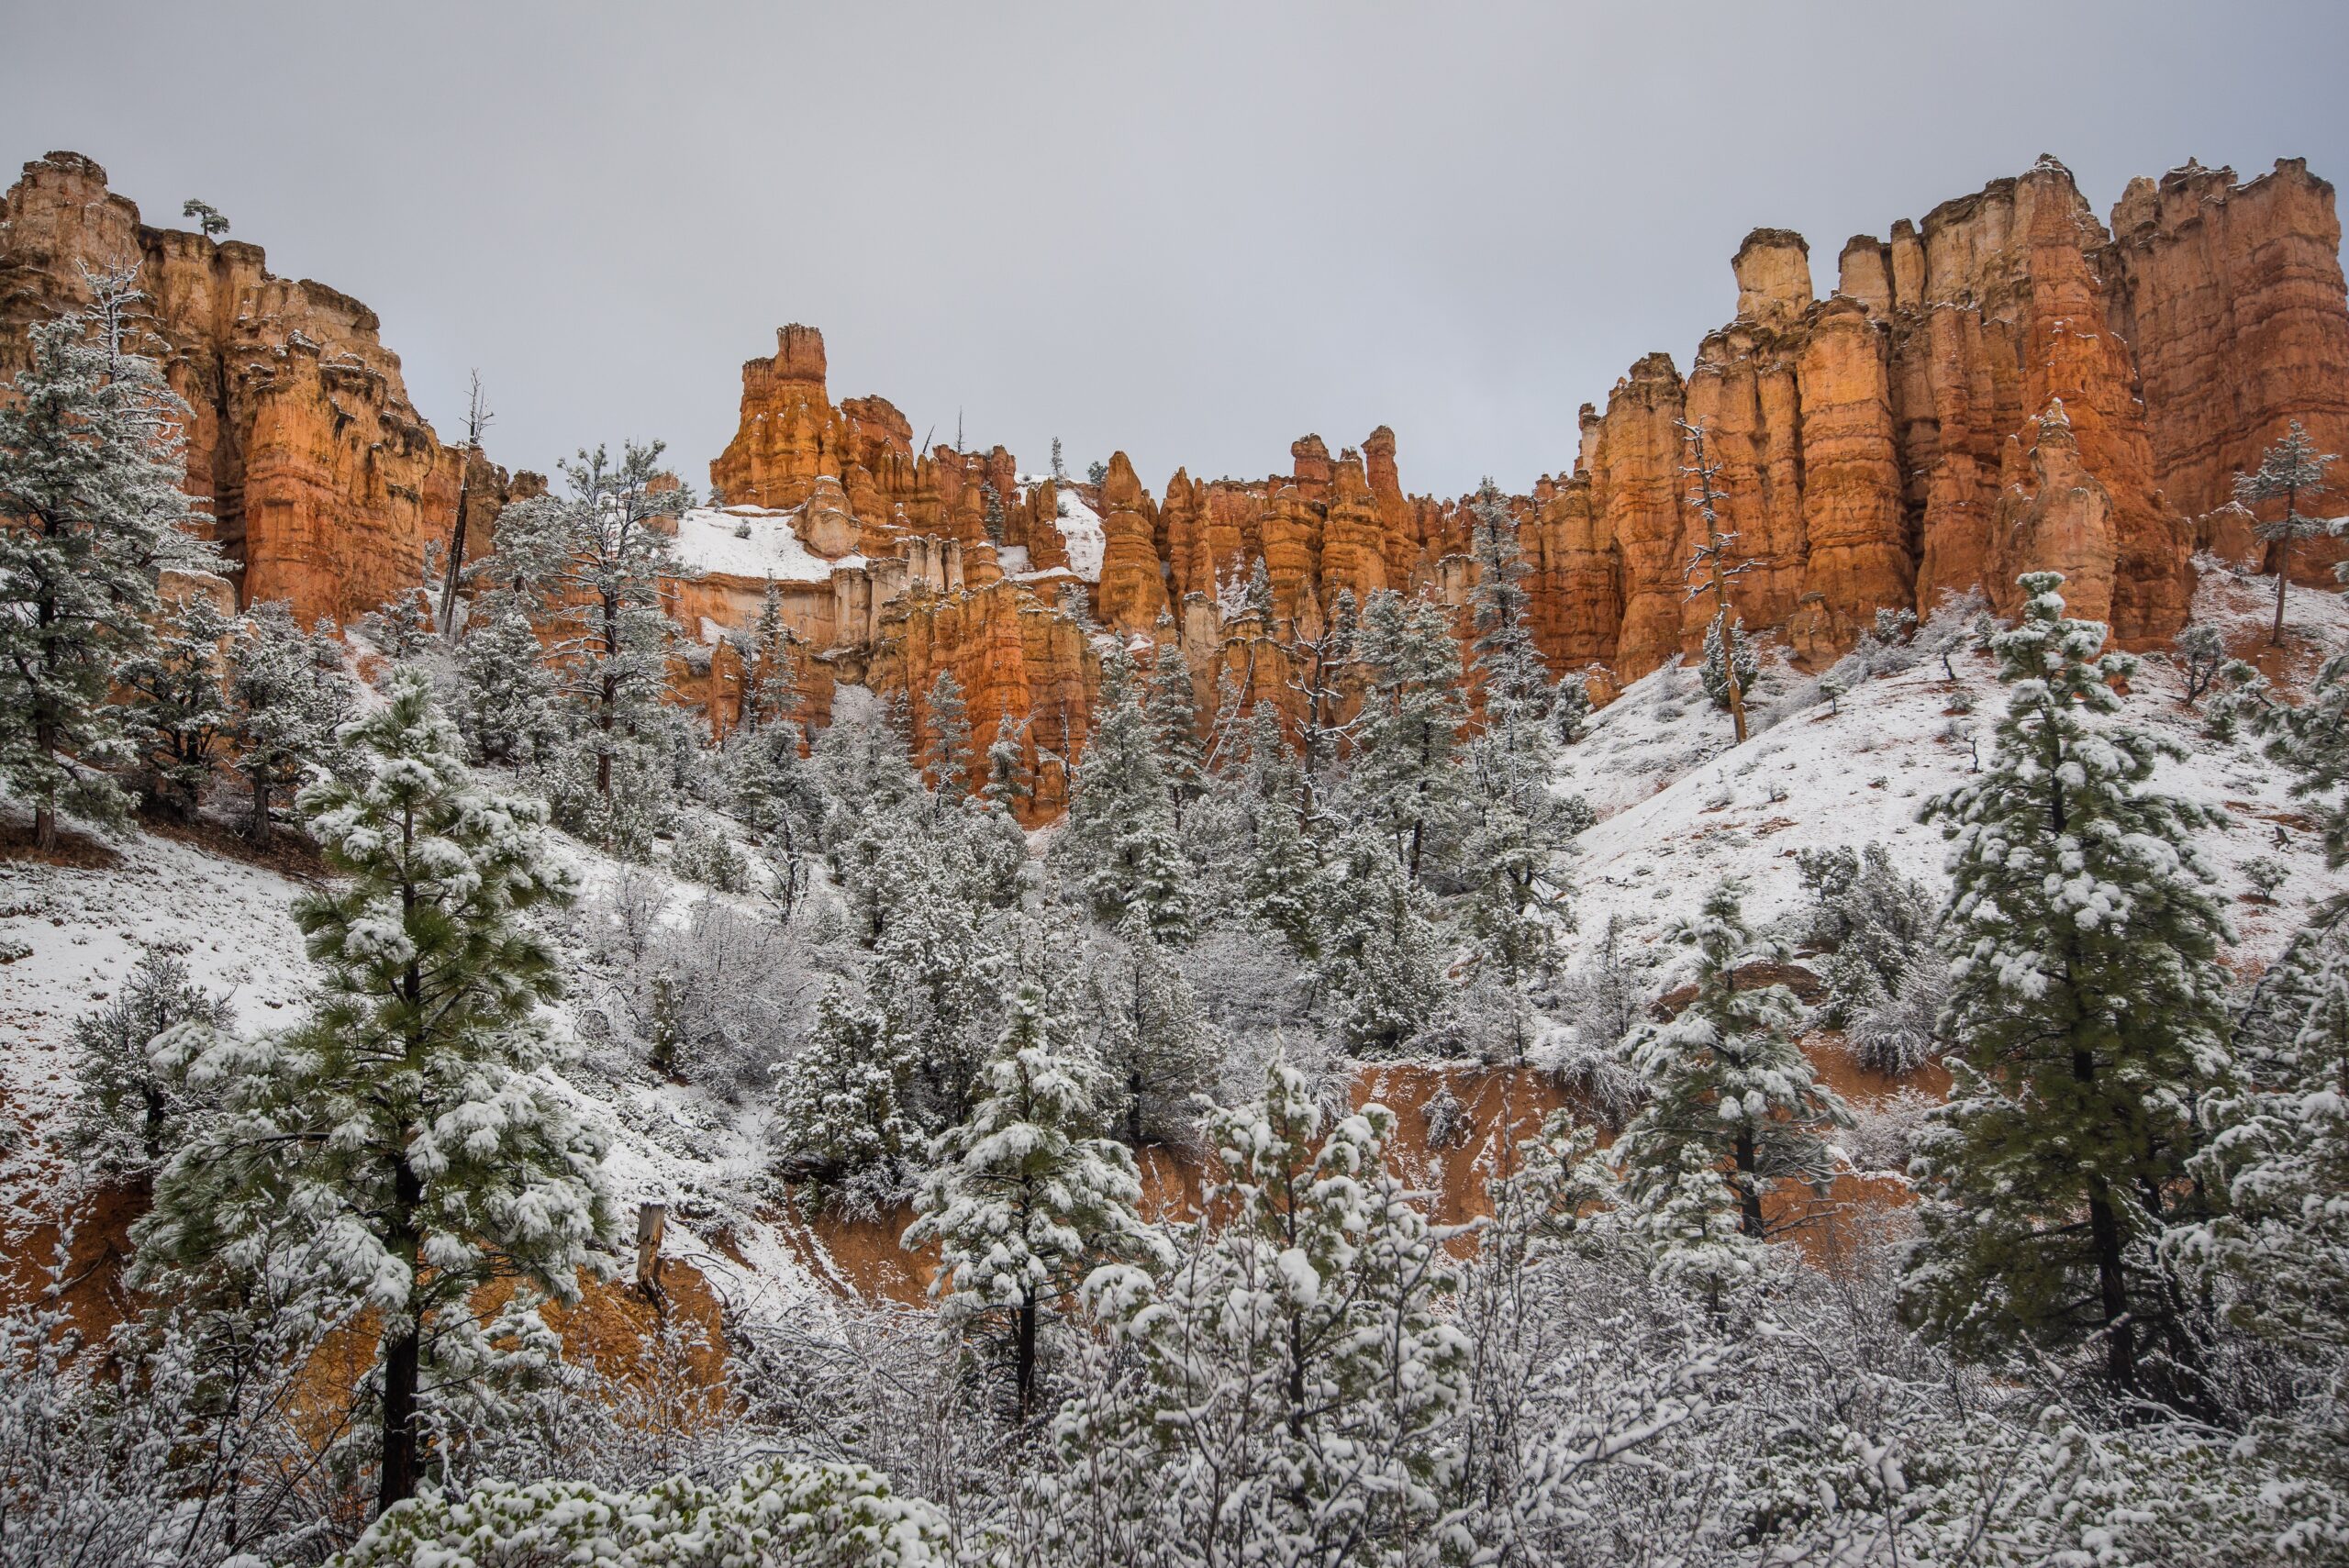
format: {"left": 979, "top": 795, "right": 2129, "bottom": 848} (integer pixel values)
{"left": 669, "top": 817, "right": 750, "bottom": 893}
{"left": 65, "top": 948, "right": 233, "bottom": 1178}
{"left": 331, "top": 1457, "right": 947, "bottom": 1568}
{"left": 1794, "top": 841, "right": 1940, "bottom": 1032}
{"left": 1845, "top": 945, "right": 1951, "bottom": 1075}
{"left": 2243, "top": 854, "right": 2289, "bottom": 904}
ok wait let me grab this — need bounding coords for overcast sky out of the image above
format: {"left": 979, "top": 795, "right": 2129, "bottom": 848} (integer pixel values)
{"left": 6, "top": 2, "right": 2345, "bottom": 500}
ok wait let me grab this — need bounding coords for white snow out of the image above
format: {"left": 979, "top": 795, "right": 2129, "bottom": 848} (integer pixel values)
{"left": 996, "top": 545, "right": 1032, "bottom": 574}
{"left": 669, "top": 505, "right": 863, "bottom": 583}
{"left": 1553, "top": 574, "right": 2349, "bottom": 974}
{"left": 1051, "top": 490, "right": 1104, "bottom": 583}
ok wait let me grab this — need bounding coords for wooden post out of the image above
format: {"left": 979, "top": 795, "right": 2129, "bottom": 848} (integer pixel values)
{"left": 635, "top": 1202, "right": 666, "bottom": 1300}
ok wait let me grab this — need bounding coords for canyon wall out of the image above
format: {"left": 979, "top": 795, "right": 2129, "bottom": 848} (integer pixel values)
{"left": 6, "top": 150, "right": 2347, "bottom": 810}
{"left": 0, "top": 151, "right": 531, "bottom": 628}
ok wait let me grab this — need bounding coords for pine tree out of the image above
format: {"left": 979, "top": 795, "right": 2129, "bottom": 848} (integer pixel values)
{"left": 1317, "top": 826, "right": 1447, "bottom": 1054}
{"left": 1466, "top": 478, "right": 1549, "bottom": 722}
{"left": 981, "top": 712, "right": 1033, "bottom": 818}
{"left": 919, "top": 669, "right": 974, "bottom": 802}
{"left": 2232, "top": 420, "right": 2337, "bottom": 646}
{"left": 1698, "top": 611, "right": 1760, "bottom": 714}
{"left": 1679, "top": 419, "right": 1754, "bottom": 744}
{"left": 121, "top": 585, "right": 234, "bottom": 819}
{"left": 0, "top": 265, "right": 213, "bottom": 848}
{"left": 1085, "top": 913, "right": 1220, "bottom": 1147}
{"left": 135, "top": 673, "right": 615, "bottom": 1517}
{"left": 66, "top": 949, "right": 233, "bottom": 1178}
{"left": 226, "top": 601, "right": 351, "bottom": 846}
{"left": 1901, "top": 572, "right": 2232, "bottom": 1409}
{"left": 452, "top": 585, "right": 558, "bottom": 767}
{"left": 484, "top": 442, "right": 694, "bottom": 850}
{"left": 2253, "top": 633, "right": 2349, "bottom": 872}
{"left": 903, "top": 967, "right": 1152, "bottom": 1415}
{"left": 773, "top": 979, "right": 921, "bottom": 1184}
{"left": 1349, "top": 588, "right": 1469, "bottom": 884}
{"left": 1238, "top": 709, "right": 1323, "bottom": 959}
{"left": 1146, "top": 628, "right": 1206, "bottom": 828}
{"left": 740, "top": 580, "right": 803, "bottom": 733}
{"left": 1612, "top": 881, "right": 1848, "bottom": 1302}
{"left": 1060, "top": 649, "right": 1193, "bottom": 943}
{"left": 1062, "top": 1060, "right": 1468, "bottom": 1562}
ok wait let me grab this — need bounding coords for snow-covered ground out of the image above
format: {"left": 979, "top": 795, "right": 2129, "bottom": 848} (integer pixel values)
{"left": 669, "top": 504, "right": 863, "bottom": 581}
{"left": 1019, "top": 473, "right": 1103, "bottom": 582}
{"left": 1553, "top": 564, "right": 2349, "bottom": 973}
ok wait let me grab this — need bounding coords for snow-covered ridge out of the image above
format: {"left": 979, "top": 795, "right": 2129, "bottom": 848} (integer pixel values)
{"left": 668, "top": 505, "right": 864, "bottom": 583}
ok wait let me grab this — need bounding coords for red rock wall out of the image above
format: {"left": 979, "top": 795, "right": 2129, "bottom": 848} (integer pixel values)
{"left": 0, "top": 151, "right": 529, "bottom": 629}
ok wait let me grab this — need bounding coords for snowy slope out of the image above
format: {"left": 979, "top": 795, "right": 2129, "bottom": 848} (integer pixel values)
{"left": 1018, "top": 474, "right": 1104, "bottom": 583}
{"left": 669, "top": 505, "right": 864, "bottom": 582}
{"left": 0, "top": 811, "right": 849, "bottom": 1329}
{"left": 1553, "top": 566, "right": 2349, "bottom": 974}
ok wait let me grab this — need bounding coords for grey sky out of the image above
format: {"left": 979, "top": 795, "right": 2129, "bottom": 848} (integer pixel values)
{"left": 6, "top": 2, "right": 2345, "bottom": 501}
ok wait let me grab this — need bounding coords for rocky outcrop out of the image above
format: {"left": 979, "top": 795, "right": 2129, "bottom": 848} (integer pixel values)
{"left": 0, "top": 151, "right": 531, "bottom": 628}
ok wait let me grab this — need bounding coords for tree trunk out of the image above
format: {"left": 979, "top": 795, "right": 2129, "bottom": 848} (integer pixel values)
{"left": 1733, "top": 1128, "right": 1765, "bottom": 1239}
{"left": 1015, "top": 1290, "right": 1039, "bottom": 1418}
{"left": 2272, "top": 533, "right": 2291, "bottom": 646}
{"left": 2087, "top": 1187, "right": 2137, "bottom": 1398}
{"left": 439, "top": 464, "right": 473, "bottom": 643}
{"left": 375, "top": 1150, "right": 425, "bottom": 1517}
{"left": 249, "top": 773, "right": 271, "bottom": 847}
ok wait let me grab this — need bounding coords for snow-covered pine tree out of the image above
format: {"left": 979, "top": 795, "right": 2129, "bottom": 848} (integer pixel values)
{"left": 483, "top": 441, "right": 694, "bottom": 851}
{"left": 1612, "top": 880, "right": 1847, "bottom": 1300}
{"left": 1698, "top": 611, "right": 1760, "bottom": 715}
{"left": 1085, "top": 912, "right": 1220, "bottom": 1146}
{"left": 226, "top": 600, "right": 351, "bottom": 846}
{"left": 1349, "top": 587, "right": 1469, "bottom": 884}
{"left": 1061, "top": 1059, "right": 1467, "bottom": 1562}
{"left": 135, "top": 672, "right": 615, "bottom": 1517}
{"left": 865, "top": 828, "right": 1012, "bottom": 1128}
{"left": 0, "top": 265, "right": 214, "bottom": 848}
{"left": 1145, "top": 627, "right": 1206, "bottom": 828}
{"left": 2231, "top": 419, "right": 2337, "bottom": 646}
{"left": 1466, "top": 478, "right": 1549, "bottom": 722}
{"left": 1902, "top": 571, "right": 2232, "bottom": 1409}
{"left": 1237, "top": 708, "right": 1323, "bottom": 959}
{"left": 1060, "top": 647, "right": 1193, "bottom": 943}
{"left": 739, "top": 578, "right": 804, "bottom": 733}
{"left": 725, "top": 711, "right": 825, "bottom": 924}
{"left": 981, "top": 712, "right": 1032, "bottom": 818}
{"left": 903, "top": 966, "right": 1152, "bottom": 1416}
{"left": 121, "top": 585, "right": 234, "bottom": 819}
{"left": 1316, "top": 825, "right": 1447, "bottom": 1054}
{"left": 452, "top": 584, "right": 559, "bottom": 767}
{"left": 2252, "top": 627, "right": 2349, "bottom": 872}
{"left": 66, "top": 949, "right": 233, "bottom": 1178}
{"left": 1279, "top": 585, "right": 1359, "bottom": 826}
{"left": 773, "top": 979, "right": 921, "bottom": 1189}
{"left": 816, "top": 699, "right": 926, "bottom": 942}
{"left": 918, "top": 669, "right": 974, "bottom": 804}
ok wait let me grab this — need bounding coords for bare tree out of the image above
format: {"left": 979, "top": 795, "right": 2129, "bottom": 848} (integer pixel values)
{"left": 1677, "top": 419, "right": 1755, "bottom": 743}
{"left": 438, "top": 373, "right": 493, "bottom": 641}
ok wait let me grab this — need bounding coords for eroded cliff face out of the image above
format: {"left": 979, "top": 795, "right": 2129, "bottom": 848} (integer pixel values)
{"left": 7, "top": 150, "right": 2345, "bottom": 815}
{"left": 0, "top": 151, "right": 532, "bottom": 628}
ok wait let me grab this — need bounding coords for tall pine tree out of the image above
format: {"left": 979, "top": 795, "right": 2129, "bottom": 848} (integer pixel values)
{"left": 1901, "top": 572, "right": 2232, "bottom": 1409}
{"left": 0, "top": 266, "right": 213, "bottom": 847}
{"left": 136, "top": 673, "right": 615, "bottom": 1516}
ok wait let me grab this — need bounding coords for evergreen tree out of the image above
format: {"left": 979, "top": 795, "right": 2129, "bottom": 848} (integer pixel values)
{"left": 904, "top": 967, "right": 1152, "bottom": 1415}
{"left": 2231, "top": 420, "right": 2337, "bottom": 646}
{"left": 1085, "top": 913, "right": 1220, "bottom": 1146}
{"left": 121, "top": 585, "right": 234, "bottom": 818}
{"left": 919, "top": 669, "right": 974, "bottom": 803}
{"left": 1698, "top": 611, "right": 1760, "bottom": 714}
{"left": 135, "top": 673, "right": 615, "bottom": 1517}
{"left": 1317, "top": 826, "right": 1447, "bottom": 1054}
{"left": 65, "top": 949, "right": 233, "bottom": 1179}
{"left": 1061, "top": 1060, "right": 1468, "bottom": 1562}
{"left": 1350, "top": 588, "right": 1469, "bottom": 884}
{"left": 1901, "top": 572, "right": 2232, "bottom": 1408}
{"left": 981, "top": 712, "right": 1033, "bottom": 818}
{"left": 1612, "top": 881, "right": 1848, "bottom": 1300}
{"left": 1465, "top": 478, "right": 1549, "bottom": 722}
{"left": 1237, "top": 709, "right": 1323, "bottom": 960}
{"left": 1060, "top": 649, "right": 1192, "bottom": 943}
{"left": 725, "top": 711, "right": 825, "bottom": 924}
{"left": 816, "top": 700, "right": 926, "bottom": 942}
{"left": 452, "top": 585, "right": 558, "bottom": 767}
{"left": 2253, "top": 631, "right": 2349, "bottom": 872}
{"left": 1145, "top": 628, "right": 1206, "bottom": 827}
{"left": 740, "top": 580, "right": 803, "bottom": 733}
{"left": 0, "top": 266, "right": 213, "bottom": 848}
{"left": 773, "top": 979, "right": 921, "bottom": 1185}
{"left": 226, "top": 601, "right": 351, "bottom": 846}
{"left": 484, "top": 442, "right": 694, "bottom": 851}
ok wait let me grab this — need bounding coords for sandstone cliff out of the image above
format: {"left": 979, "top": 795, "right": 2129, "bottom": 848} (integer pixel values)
{"left": 0, "top": 151, "right": 532, "bottom": 628}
